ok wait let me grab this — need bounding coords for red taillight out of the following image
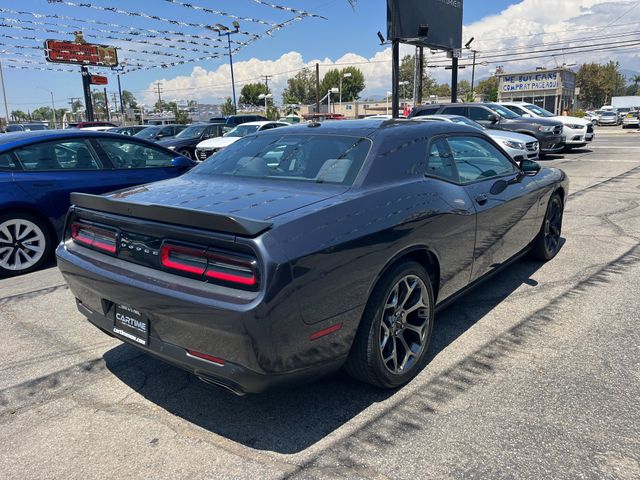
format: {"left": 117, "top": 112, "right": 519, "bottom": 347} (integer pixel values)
{"left": 71, "top": 222, "right": 117, "bottom": 254}
{"left": 186, "top": 349, "right": 225, "bottom": 366}
{"left": 160, "top": 243, "right": 258, "bottom": 288}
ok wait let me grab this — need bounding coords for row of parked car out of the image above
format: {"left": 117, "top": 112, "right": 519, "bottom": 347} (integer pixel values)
{"left": 0, "top": 102, "right": 593, "bottom": 278}
{"left": 583, "top": 108, "right": 640, "bottom": 128}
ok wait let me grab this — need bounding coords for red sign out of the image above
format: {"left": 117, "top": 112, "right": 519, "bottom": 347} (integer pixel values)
{"left": 44, "top": 40, "right": 118, "bottom": 67}
{"left": 90, "top": 75, "right": 108, "bottom": 85}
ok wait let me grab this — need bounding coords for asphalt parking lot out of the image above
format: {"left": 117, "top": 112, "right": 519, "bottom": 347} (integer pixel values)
{"left": 1, "top": 128, "right": 639, "bottom": 480}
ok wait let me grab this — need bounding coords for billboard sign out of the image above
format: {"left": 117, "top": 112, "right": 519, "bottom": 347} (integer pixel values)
{"left": 387, "top": 0, "right": 463, "bottom": 50}
{"left": 89, "top": 75, "right": 109, "bottom": 85}
{"left": 501, "top": 72, "right": 559, "bottom": 92}
{"left": 45, "top": 40, "right": 118, "bottom": 67}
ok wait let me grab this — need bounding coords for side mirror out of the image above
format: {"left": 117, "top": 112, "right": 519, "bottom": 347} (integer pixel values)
{"left": 172, "top": 156, "right": 193, "bottom": 168}
{"left": 520, "top": 159, "right": 541, "bottom": 175}
{"left": 489, "top": 114, "right": 499, "bottom": 124}
{"left": 522, "top": 113, "right": 532, "bottom": 118}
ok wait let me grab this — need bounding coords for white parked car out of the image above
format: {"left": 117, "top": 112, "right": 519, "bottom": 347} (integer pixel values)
{"left": 413, "top": 114, "right": 539, "bottom": 160}
{"left": 499, "top": 102, "right": 594, "bottom": 150}
{"left": 194, "top": 121, "right": 289, "bottom": 161}
{"left": 622, "top": 110, "right": 640, "bottom": 129}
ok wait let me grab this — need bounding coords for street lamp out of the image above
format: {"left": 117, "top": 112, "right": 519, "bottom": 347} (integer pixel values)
{"left": 327, "top": 87, "right": 339, "bottom": 114}
{"left": 37, "top": 86, "right": 56, "bottom": 128}
{"left": 208, "top": 21, "right": 241, "bottom": 115}
{"left": 112, "top": 61, "right": 126, "bottom": 124}
{"left": 0, "top": 52, "right": 11, "bottom": 130}
{"left": 258, "top": 93, "right": 273, "bottom": 115}
{"left": 386, "top": 90, "right": 392, "bottom": 115}
{"left": 339, "top": 71, "right": 352, "bottom": 109}
{"left": 399, "top": 81, "right": 409, "bottom": 100}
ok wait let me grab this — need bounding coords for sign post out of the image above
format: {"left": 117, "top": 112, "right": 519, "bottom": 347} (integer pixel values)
{"left": 44, "top": 36, "right": 118, "bottom": 123}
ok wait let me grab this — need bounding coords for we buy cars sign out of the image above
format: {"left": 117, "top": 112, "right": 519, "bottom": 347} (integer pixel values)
{"left": 44, "top": 40, "right": 118, "bottom": 67}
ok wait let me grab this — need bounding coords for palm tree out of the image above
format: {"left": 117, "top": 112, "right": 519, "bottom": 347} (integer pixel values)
{"left": 633, "top": 75, "right": 640, "bottom": 95}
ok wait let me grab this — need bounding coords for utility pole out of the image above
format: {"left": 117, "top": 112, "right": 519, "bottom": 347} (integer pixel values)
{"left": 417, "top": 47, "right": 424, "bottom": 105}
{"left": 0, "top": 58, "right": 9, "bottom": 130}
{"left": 81, "top": 66, "right": 94, "bottom": 121}
{"left": 263, "top": 75, "right": 272, "bottom": 93}
{"left": 155, "top": 82, "right": 163, "bottom": 111}
{"left": 104, "top": 87, "right": 110, "bottom": 122}
{"left": 470, "top": 50, "right": 478, "bottom": 100}
{"left": 315, "top": 62, "right": 320, "bottom": 114}
{"left": 391, "top": 39, "right": 400, "bottom": 118}
{"left": 451, "top": 57, "right": 459, "bottom": 103}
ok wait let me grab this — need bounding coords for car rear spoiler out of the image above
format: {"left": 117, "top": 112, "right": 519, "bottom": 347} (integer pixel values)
{"left": 70, "top": 192, "right": 273, "bottom": 237}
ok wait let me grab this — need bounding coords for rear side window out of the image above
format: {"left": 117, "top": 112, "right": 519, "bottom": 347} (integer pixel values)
{"left": 468, "top": 107, "right": 494, "bottom": 122}
{"left": 413, "top": 107, "right": 439, "bottom": 117}
{"left": 13, "top": 140, "right": 102, "bottom": 171}
{"left": 447, "top": 136, "right": 516, "bottom": 184}
{"left": 96, "top": 138, "right": 176, "bottom": 169}
{"left": 0, "top": 153, "right": 16, "bottom": 170}
{"left": 426, "top": 139, "right": 458, "bottom": 182}
{"left": 441, "top": 106, "right": 467, "bottom": 116}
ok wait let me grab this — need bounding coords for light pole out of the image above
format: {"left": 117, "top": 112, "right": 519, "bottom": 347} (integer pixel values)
{"left": 386, "top": 90, "right": 392, "bottom": 115}
{"left": 0, "top": 55, "right": 10, "bottom": 130}
{"left": 399, "top": 81, "right": 409, "bottom": 100}
{"left": 258, "top": 93, "right": 273, "bottom": 116}
{"left": 327, "top": 87, "right": 339, "bottom": 114}
{"left": 339, "top": 72, "right": 352, "bottom": 109}
{"left": 209, "top": 22, "right": 240, "bottom": 115}
{"left": 37, "top": 86, "right": 56, "bottom": 128}
{"left": 112, "top": 61, "right": 126, "bottom": 124}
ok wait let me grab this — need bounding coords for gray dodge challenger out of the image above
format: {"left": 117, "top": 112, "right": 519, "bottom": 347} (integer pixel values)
{"left": 56, "top": 119, "right": 568, "bottom": 394}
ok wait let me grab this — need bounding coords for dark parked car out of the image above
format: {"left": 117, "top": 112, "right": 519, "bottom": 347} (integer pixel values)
{"left": 0, "top": 130, "right": 196, "bottom": 276}
{"left": 56, "top": 120, "right": 568, "bottom": 394}
{"left": 156, "top": 123, "right": 231, "bottom": 160}
{"left": 410, "top": 103, "right": 565, "bottom": 155}
{"left": 5, "top": 123, "right": 49, "bottom": 133}
{"left": 224, "top": 114, "right": 268, "bottom": 127}
{"left": 135, "top": 124, "right": 188, "bottom": 142}
{"left": 107, "top": 125, "right": 148, "bottom": 136}
{"left": 73, "top": 121, "right": 118, "bottom": 129}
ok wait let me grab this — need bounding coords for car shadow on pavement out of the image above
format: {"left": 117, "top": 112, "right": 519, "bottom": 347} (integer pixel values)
{"left": 104, "top": 256, "right": 550, "bottom": 454}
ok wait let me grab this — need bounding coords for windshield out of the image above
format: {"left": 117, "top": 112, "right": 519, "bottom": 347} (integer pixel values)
{"left": 175, "top": 125, "right": 207, "bottom": 138}
{"left": 601, "top": 111, "right": 616, "bottom": 116}
{"left": 523, "top": 104, "right": 555, "bottom": 117}
{"left": 191, "top": 133, "right": 371, "bottom": 185}
{"left": 449, "top": 116, "right": 484, "bottom": 130}
{"left": 134, "top": 127, "right": 161, "bottom": 139}
{"left": 224, "top": 124, "right": 261, "bottom": 137}
{"left": 486, "top": 104, "right": 520, "bottom": 119}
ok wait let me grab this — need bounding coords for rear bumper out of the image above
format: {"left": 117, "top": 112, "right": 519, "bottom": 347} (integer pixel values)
{"left": 56, "top": 243, "right": 355, "bottom": 394}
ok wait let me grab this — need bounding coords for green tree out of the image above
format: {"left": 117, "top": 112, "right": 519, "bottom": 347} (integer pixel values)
{"left": 239, "top": 83, "right": 269, "bottom": 106}
{"left": 457, "top": 80, "right": 472, "bottom": 100}
{"left": 399, "top": 54, "right": 437, "bottom": 100}
{"left": 121, "top": 90, "right": 138, "bottom": 109}
{"left": 434, "top": 83, "right": 451, "bottom": 97}
{"left": 31, "top": 106, "right": 52, "bottom": 122}
{"left": 221, "top": 97, "right": 235, "bottom": 116}
{"left": 476, "top": 76, "right": 499, "bottom": 102}
{"left": 631, "top": 75, "right": 640, "bottom": 95}
{"left": 69, "top": 99, "right": 83, "bottom": 113}
{"left": 10, "top": 110, "right": 29, "bottom": 121}
{"left": 319, "top": 67, "right": 365, "bottom": 102}
{"left": 282, "top": 67, "right": 317, "bottom": 105}
{"left": 577, "top": 61, "right": 626, "bottom": 109}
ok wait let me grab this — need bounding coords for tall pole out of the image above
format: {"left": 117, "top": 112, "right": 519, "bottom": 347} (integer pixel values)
{"left": 104, "top": 87, "right": 110, "bottom": 122}
{"left": 0, "top": 59, "right": 9, "bottom": 129}
{"left": 339, "top": 75, "right": 343, "bottom": 109}
{"left": 451, "top": 56, "right": 459, "bottom": 103}
{"left": 470, "top": 50, "right": 477, "bottom": 101}
{"left": 50, "top": 91, "right": 56, "bottom": 128}
{"left": 417, "top": 47, "right": 424, "bottom": 105}
{"left": 117, "top": 72, "right": 124, "bottom": 118}
{"left": 226, "top": 32, "right": 237, "bottom": 115}
{"left": 391, "top": 39, "right": 400, "bottom": 119}
{"left": 81, "top": 66, "right": 94, "bottom": 122}
{"left": 315, "top": 62, "right": 320, "bottom": 114}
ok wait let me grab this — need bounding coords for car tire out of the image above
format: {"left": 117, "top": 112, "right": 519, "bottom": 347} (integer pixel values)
{"left": 177, "top": 148, "right": 193, "bottom": 160}
{"left": 530, "top": 193, "right": 564, "bottom": 261}
{"left": 0, "top": 212, "right": 53, "bottom": 277}
{"left": 345, "top": 260, "right": 434, "bottom": 389}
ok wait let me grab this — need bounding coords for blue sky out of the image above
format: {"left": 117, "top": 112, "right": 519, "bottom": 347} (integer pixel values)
{"left": 0, "top": 0, "right": 518, "bottom": 111}
{"left": 2, "top": 0, "right": 638, "bottom": 111}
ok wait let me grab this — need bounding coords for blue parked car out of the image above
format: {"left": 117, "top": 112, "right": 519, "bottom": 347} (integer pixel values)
{"left": 0, "top": 130, "right": 196, "bottom": 276}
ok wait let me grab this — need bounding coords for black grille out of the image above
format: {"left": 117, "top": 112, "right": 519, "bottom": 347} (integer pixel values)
{"left": 553, "top": 126, "right": 563, "bottom": 135}
{"left": 587, "top": 124, "right": 594, "bottom": 133}
{"left": 526, "top": 141, "right": 539, "bottom": 152}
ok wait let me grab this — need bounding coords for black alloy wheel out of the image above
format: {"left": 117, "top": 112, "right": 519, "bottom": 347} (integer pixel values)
{"left": 345, "top": 260, "right": 434, "bottom": 389}
{"left": 531, "top": 193, "right": 564, "bottom": 261}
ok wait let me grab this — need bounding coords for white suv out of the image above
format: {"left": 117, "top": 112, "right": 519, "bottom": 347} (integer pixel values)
{"left": 499, "top": 102, "right": 594, "bottom": 150}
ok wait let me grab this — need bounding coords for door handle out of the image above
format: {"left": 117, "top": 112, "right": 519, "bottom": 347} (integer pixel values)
{"left": 475, "top": 194, "right": 488, "bottom": 205}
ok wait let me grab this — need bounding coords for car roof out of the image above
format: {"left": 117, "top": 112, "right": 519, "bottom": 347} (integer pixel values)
{"left": 234, "top": 121, "right": 283, "bottom": 127}
{"left": 0, "top": 129, "right": 167, "bottom": 152}
{"left": 256, "top": 118, "right": 479, "bottom": 139}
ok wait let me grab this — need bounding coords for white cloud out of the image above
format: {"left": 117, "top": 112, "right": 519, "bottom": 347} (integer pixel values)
{"left": 142, "top": 0, "right": 640, "bottom": 105}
